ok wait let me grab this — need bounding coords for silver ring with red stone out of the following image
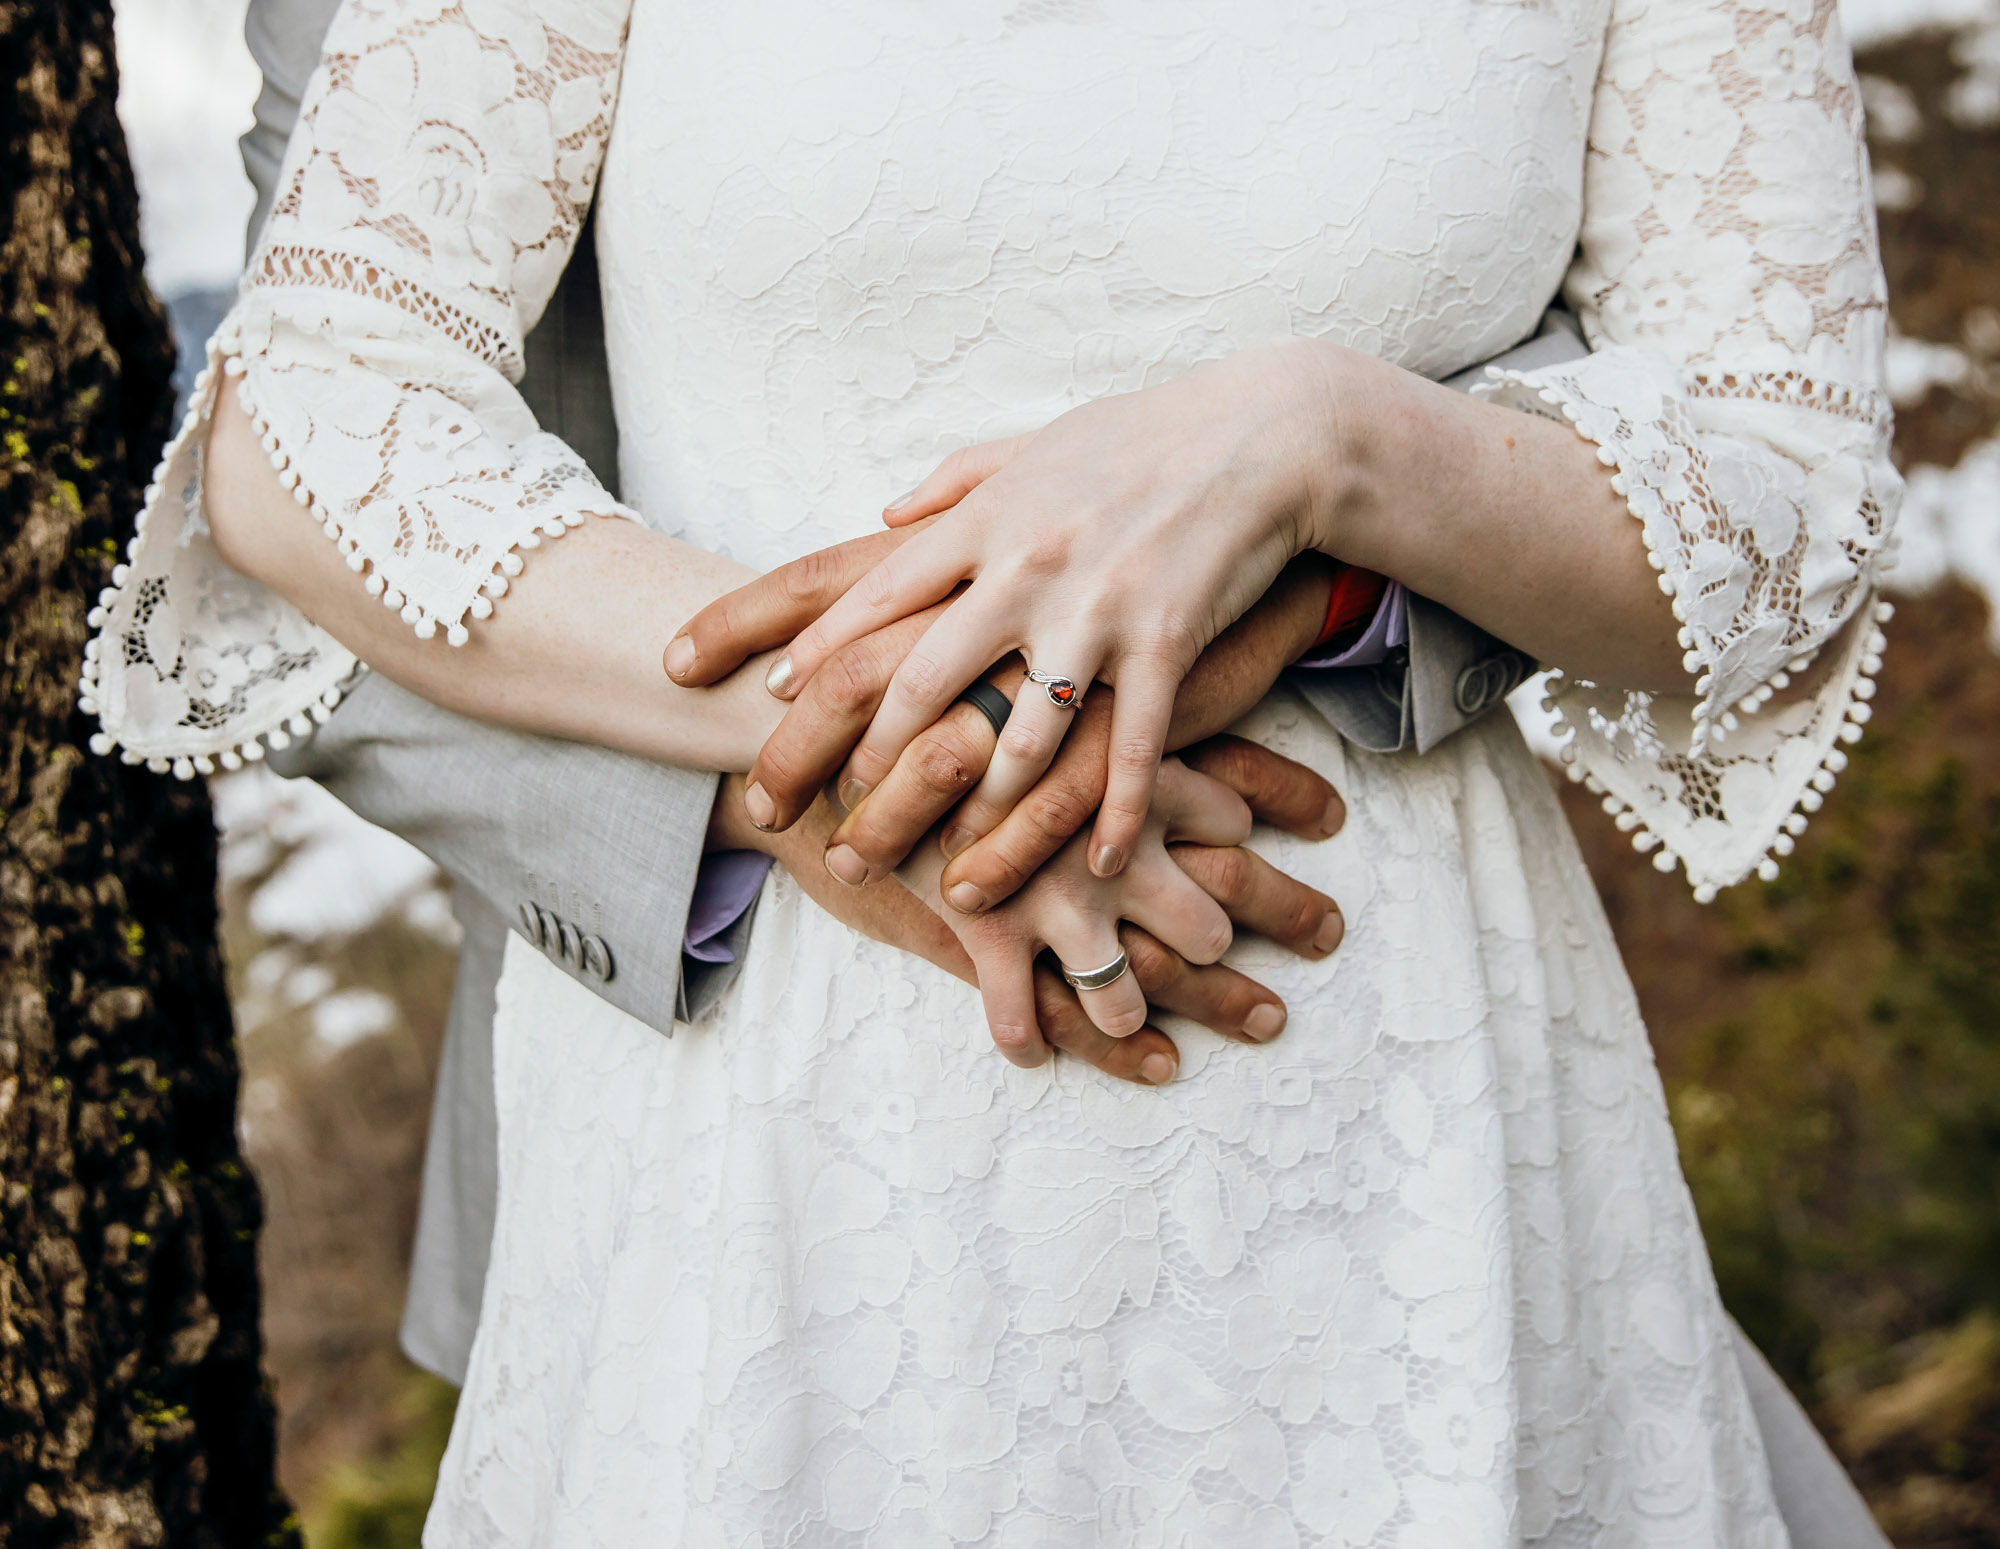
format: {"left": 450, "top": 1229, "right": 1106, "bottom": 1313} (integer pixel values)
{"left": 1026, "top": 668, "right": 1081, "bottom": 709}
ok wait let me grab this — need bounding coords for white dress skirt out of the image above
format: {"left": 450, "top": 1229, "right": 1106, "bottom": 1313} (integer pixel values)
{"left": 432, "top": 689, "right": 1784, "bottom": 1545}
{"left": 79, "top": 0, "right": 1902, "bottom": 1538}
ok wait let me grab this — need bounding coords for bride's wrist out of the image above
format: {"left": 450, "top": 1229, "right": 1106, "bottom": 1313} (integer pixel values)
{"left": 1286, "top": 339, "right": 1409, "bottom": 561}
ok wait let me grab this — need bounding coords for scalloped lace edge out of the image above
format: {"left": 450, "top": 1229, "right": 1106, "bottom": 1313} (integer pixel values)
{"left": 1473, "top": 364, "right": 1889, "bottom": 899}
{"left": 78, "top": 326, "right": 604, "bottom": 779}
{"left": 1540, "top": 599, "right": 1889, "bottom": 901}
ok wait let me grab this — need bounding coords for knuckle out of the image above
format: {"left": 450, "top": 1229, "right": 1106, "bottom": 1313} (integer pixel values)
{"left": 1107, "top": 733, "right": 1159, "bottom": 778}
{"left": 896, "top": 652, "right": 949, "bottom": 708}
{"left": 1191, "top": 917, "right": 1233, "bottom": 964}
{"left": 1120, "top": 929, "right": 1181, "bottom": 991}
{"left": 817, "top": 649, "right": 880, "bottom": 717}
{"left": 1205, "top": 848, "right": 1253, "bottom": 903}
{"left": 1026, "top": 782, "right": 1095, "bottom": 844}
{"left": 972, "top": 851, "right": 1032, "bottom": 899}
{"left": 859, "top": 559, "right": 900, "bottom": 609}
{"left": 1099, "top": 999, "right": 1148, "bottom": 1039}
{"left": 1196, "top": 734, "right": 1257, "bottom": 788}
{"left": 989, "top": 1020, "right": 1040, "bottom": 1056}
{"left": 913, "top": 733, "right": 979, "bottom": 799}
{"left": 1018, "top": 527, "right": 1075, "bottom": 576}
{"left": 1125, "top": 622, "right": 1185, "bottom": 671}
{"left": 998, "top": 719, "right": 1056, "bottom": 764}
{"left": 754, "top": 740, "right": 807, "bottom": 796}
{"left": 778, "top": 549, "right": 834, "bottom": 609}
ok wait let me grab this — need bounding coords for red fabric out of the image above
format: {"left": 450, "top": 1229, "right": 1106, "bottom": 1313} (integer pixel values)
{"left": 1311, "top": 564, "right": 1391, "bottom": 651}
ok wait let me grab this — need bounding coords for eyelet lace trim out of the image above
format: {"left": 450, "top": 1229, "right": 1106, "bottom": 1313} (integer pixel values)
{"left": 251, "top": 243, "right": 523, "bottom": 379}
{"left": 1478, "top": 349, "right": 1895, "bottom": 895}
{"left": 1539, "top": 602, "right": 1890, "bottom": 903}
{"left": 77, "top": 319, "right": 619, "bottom": 779}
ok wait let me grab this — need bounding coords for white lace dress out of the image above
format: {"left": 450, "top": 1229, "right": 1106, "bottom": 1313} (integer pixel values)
{"left": 84, "top": 0, "right": 1903, "bottom": 1541}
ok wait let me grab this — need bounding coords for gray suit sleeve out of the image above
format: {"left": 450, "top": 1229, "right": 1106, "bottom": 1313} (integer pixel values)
{"left": 1289, "top": 310, "right": 1588, "bottom": 756}
{"left": 266, "top": 673, "right": 719, "bottom": 1030}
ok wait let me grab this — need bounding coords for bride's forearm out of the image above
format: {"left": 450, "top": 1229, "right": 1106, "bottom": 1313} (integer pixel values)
{"left": 1300, "top": 343, "right": 1684, "bottom": 692}
{"left": 204, "top": 377, "right": 782, "bottom": 773}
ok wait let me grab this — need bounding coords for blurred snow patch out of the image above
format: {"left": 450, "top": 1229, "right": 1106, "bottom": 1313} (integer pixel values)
{"left": 113, "top": 0, "right": 259, "bottom": 295}
{"left": 212, "top": 766, "right": 442, "bottom": 940}
{"left": 1887, "top": 333, "right": 1974, "bottom": 403}
{"left": 1892, "top": 437, "right": 2000, "bottom": 647}
{"left": 1873, "top": 165, "right": 1925, "bottom": 211}
{"left": 1861, "top": 74, "right": 1926, "bottom": 140}
{"left": 1948, "top": 21, "right": 2000, "bottom": 125}
{"left": 313, "top": 988, "right": 399, "bottom": 1051}
{"left": 1842, "top": 0, "right": 2000, "bottom": 46}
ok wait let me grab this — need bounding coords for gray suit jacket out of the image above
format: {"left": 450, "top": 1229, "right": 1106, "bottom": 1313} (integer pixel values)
{"left": 237, "top": 7, "right": 1889, "bottom": 1541}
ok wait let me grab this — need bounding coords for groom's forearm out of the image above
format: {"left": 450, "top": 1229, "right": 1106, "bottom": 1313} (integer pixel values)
{"left": 268, "top": 671, "right": 720, "bottom": 1030}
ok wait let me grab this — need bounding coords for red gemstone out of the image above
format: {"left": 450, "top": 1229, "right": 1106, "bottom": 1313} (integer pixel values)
{"left": 1052, "top": 682, "right": 1074, "bottom": 703}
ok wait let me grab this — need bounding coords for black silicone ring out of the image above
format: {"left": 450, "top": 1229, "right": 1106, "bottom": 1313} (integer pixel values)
{"left": 957, "top": 680, "right": 1013, "bottom": 739}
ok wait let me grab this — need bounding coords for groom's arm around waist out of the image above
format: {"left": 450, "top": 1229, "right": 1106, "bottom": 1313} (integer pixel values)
{"left": 266, "top": 673, "right": 729, "bottom": 1029}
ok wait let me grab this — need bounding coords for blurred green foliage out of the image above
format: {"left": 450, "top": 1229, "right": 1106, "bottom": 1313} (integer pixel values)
{"left": 305, "top": 1373, "right": 457, "bottom": 1549}
{"left": 1610, "top": 585, "right": 2000, "bottom": 1539}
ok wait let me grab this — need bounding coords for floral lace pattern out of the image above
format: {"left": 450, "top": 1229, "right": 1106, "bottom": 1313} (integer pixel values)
{"left": 441, "top": 699, "right": 1786, "bottom": 1546}
{"left": 80, "top": 0, "right": 636, "bottom": 769}
{"left": 77, "top": 0, "right": 1897, "bottom": 1533}
{"left": 1474, "top": 0, "right": 1901, "bottom": 893}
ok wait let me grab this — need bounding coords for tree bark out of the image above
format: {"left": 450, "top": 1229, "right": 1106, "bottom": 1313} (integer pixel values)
{"left": 0, "top": 1, "right": 297, "bottom": 1542}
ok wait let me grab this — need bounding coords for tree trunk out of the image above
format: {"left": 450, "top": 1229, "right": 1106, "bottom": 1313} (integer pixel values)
{"left": 0, "top": 1, "right": 297, "bottom": 1542}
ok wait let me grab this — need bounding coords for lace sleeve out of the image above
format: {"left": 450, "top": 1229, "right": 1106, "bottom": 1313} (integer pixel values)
{"left": 1474, "top": 0, "right": 1903, "bottom": 899}
{"left": 81, "top": 0, "right": 635, "bottom": 775}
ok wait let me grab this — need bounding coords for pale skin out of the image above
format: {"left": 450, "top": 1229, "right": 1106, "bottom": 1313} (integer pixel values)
{"left": 678, "top": 339, "right": 1685, "bottom": 887}
{"left": 203, "top": 373, "right": 1345, "bottom": 1080}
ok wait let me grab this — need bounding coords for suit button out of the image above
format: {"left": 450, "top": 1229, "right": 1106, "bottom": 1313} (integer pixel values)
{"left": 1455, "top": 662, "right": 1493, "bottom": 715}
{"left": 1456, "top": 652, "right": 1528, "bottom": 717}
{"left": 579, "top": 933, "right": 615, "bottom": 983}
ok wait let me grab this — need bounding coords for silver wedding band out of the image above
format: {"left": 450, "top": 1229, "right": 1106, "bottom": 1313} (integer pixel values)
{"left": 1060, "top": 949, "right": 1131, "bottom": 992}
{"left": 1026, "top": 668, "right": 1081, "bottom": 709}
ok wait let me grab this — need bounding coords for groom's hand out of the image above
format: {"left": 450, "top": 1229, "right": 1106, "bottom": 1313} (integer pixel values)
{"left": 713, "top": 780, "right": 1302, "bottom": 1086}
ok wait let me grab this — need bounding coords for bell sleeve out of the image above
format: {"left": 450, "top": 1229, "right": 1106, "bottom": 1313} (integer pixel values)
{"left": 1475, "top": 0, "right": 1904, "bottom": 898}
{"left": 81, "top": 0, "right": 636, "bottom": 777}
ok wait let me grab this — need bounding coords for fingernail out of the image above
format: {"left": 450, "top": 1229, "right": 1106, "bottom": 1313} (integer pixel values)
{"left": 1244, "top": 1003, "right": 1286, "bottom": 1041}
{"left": 884, "top": 485, "right": 918, "bottom": 514}
{"left": 946, "top": 881, "right": 987, "bottom": 914}
{"left": 940, "top": 824, "right": 973, "bottom": 859}
{"left": 824, "top": 844, "right": 869, "bottom": 886}
{"left": 1139, "top": 1052, "right": 1177, "bottom": 1086}
{"left": 662, "top": 635, "right": 696, "bottom": 681}
{"left": 1318, "top": 796, "right": 1344, "bottom": 838}
{"left": 1313, "top": 910, "right": 1344, "bottom": 955}
{"left": 1091, "top": 844, "right": 1125, "bottom": 878}
{"left": 744, "top": 782, "right": 775, "bottom": 831}
{"left": 838, "top": 777, "right": 871, "bottom": 812}
{"left": 765, "top": 655, "right": 795, "bottom": 697}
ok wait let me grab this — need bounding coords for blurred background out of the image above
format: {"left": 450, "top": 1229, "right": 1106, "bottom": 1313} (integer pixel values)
{"left": 115, "top": 0, "right": 2000, "bottom": 1539}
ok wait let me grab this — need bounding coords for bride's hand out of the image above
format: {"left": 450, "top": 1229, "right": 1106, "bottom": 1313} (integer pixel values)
{"left": 668, "top": 534, "right": 1335, "bottom": 870}
{"left": 738, "top": 345, "right": 1344, "bottom": 875}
